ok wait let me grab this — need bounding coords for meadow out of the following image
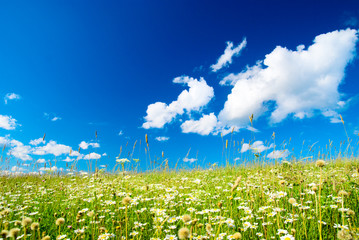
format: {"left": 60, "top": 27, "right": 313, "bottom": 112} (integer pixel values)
{"left": 0, "top": 156, "right": 359, "bottom": 240}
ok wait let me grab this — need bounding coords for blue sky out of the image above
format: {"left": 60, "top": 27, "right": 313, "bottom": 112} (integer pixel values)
{"left": 1, "top": 0, "right": 359, "bottom": 174}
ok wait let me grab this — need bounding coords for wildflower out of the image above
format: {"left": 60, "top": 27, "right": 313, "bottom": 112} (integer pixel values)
{"left": 347, "top": 210, "right": 355, "bottom": 216}
{"left": 178, "top": 227, "right": 190, "bottom": 239}
{"left": 22, "top": 217, "right": 32, "bottom": 227}
{"left": 42, "top": 236, "right": 51, "bottom": 240}
{"left": 205, "top": 224, "right": 212, "bottom": 234}
{"left": 0, "top": 230, "right": 9, "bottom": 239}
{"left": 316, "top": 160, "right": 326, "bottom": 167}
{"left": 57, "top": 235, "right": 67, "bottom": 240}
{"left": 280, "top": 234, "right": 295, "bottom": 240}
{"left": 30, "top": 222, "right": 40, "bottom": 231}
{"left": 182, "top": 215, "right": 191, "bottom": 223}
{"left": 8, "top": 228, "right": 20, "bottom": 239}
{"left": 338, "top": 190, "right": 349, "bottom": 196}
{"left": 122, "top": 196, "right": 132, "bottom": 205}
{"left": 337, "top": 230, "right": 353, "bottom": 240}
{"left": 233, "top": 232, "right": 242, "bottom": 239}
{"left": 56, "top": 218, "right": 65, "bottom": 226}
{"left": 288, "top": 198, "right": 296, "bottom": 204}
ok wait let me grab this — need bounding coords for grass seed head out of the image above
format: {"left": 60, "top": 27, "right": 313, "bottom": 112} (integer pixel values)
{"left": 288, "top": 198, "right": 296, "bottom": 205}
{"left": 41, "top": 236, "right": 51, "bottom": 240}
{"left": 205, "top": 223, "right": 212, "bottom": 234}
{"left": 338, "top": 190, "right": 349, "bottom": 196}
{"left": 178, "top": 227, "right": 190, "bottom": 239}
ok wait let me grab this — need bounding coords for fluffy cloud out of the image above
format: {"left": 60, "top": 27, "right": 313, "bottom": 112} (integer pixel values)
{"left": 181, "top": 113, "right": 218, "bottom": 135}
{"left": 211, "top": 38, "right": 247, "bottom": 72}
{"left": 79, "top": 141, "right": 100, "bottom": 150}
{"left": 51, "top": 117, "right": 62, "bottom": 121}
{"left": 0, "top": 115, "right": 17, "bottom": 130}
{"left": 218, "top": 29, "right": 358, "bottom": 127}
{"left": 8, "top": 142, "right": 32, "bottom": 161}
{"left": 143, "top": 76, "right": 214, "bottom": 129}
{"left": 241, "top": 141, "right": 273, "bottom": 153}
{"left": 32, "top": 140, "right": 71, "bottom": 156}
{"left": 4, "top": 93, "right": 21, "bottom": 104}
{"left": 183, "top": 157, "right": 197, "bottom": 163}
{"left": 155, "top": 136, "right": 170, "bottom": 142}
{"left": 36, "top": 159, "right": 46, "bottom": 164}
{"left": 29, "top": 138, "right": 46, "bottom": 146}
{"left": 267, "top": 150, "right": 290, "bottom": 159}
{"left": 83, "top": 152, "right": 101, "bottom": 160}
{"left": 11, "top": 166, "right": 25, "bottom": 172}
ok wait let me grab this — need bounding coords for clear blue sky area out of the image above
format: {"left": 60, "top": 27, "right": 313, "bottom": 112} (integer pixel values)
{"left": 1, "top": 0, "right": 359, "bottom": 173}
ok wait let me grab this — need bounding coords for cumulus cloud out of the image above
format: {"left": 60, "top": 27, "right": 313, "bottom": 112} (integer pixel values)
{"left": 211, "top": 38, "right": 247, "bottom": 72}
{"left": 79, "top": 141, "right": 100, "bottom": 150}
{"left": 155, "top": 136, "right": 170, "bottom": 142}
{"left": 63, "top": 157, "right": 75, "bottom": 162}
{"left": 218, "top": 29, "right": 358, "bottom": 128}
{"left": 4, "top": 93, "right": 21, "bottom": 104}
{"left": 36, "top": 159, "right": 46, "bottom": 164}
{"left": 0, "top": 115, "right": 17, "bottom": 130}
{"left": 29, "top": 138, "right": 46, "bottom": 146}
{"left": 181, "top": 113, "right": 218, "bottom": 135}
{"left": 143, "top": 76, "right": 214, "bottom": 129}
{"left": 118, "top": 130, "right": 124, "bottom": 136}
{"left": 267, "top": 150, "right": 290, "bottom": 159}
{"left": 183, "top": 157, "right": 197, "bottom": 163}
{"left": 8, "top": 142, "right": 32, "bottom": 161}
{"left": 83, "top": 152, "right": 101, "bottom": 160}
{"left": 51, "top": 117, "right": 62, "bottom": 121}
{"left": 241, "top": 141, "right": 273, "bottom": 153}
{"left": 11, "top": 166, "right": 25, "bottom": 172}
{"left": 32, "top": 140, "right": 71, "bottom": 156}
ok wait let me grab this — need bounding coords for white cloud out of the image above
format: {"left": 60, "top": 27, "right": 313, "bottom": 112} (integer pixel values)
{"left": 29, "top": 138, "right": 46, "bottom": 146}
{"left": 241, "top": 141, "right": 273, "bottom": 153}
{"left": 4, "top": 93, "right": 21, "bottom": 104}
{"left": 69, "top": 150, "right": 83, "bottom": 159}
{"left": 267, "top": 150, "right": 290, "bottom": 159}
{"left": 11, "top": 166, "right": 25, "bottom": 172}
{"left": 218, "top": 29, "right": 358, "bottom": 128}
{"left": 51, "top": 117, "right": 62, "bottom": 121}
{"left": 183, "top": 157, "right": 197, "bottom": 163}
{"left": 32, "top": 140, "right": 71, "bottom": 156}
{"left": 211, "top": 39, "right": 247, "bottom": 72}
{"left": 143, "top": 76, "right": 214, "bottom": 129}
{"left": 83, "top": 152, "right": 101, "bottom": 160}
{"left": 8, "top": 142, "right": 32, "bottom": 161}
{"left": 118, "top": 130, "right": 124, "bottom": 136}
{"left": 36, "top": 159, "right": 46, "bottom": 164}
{"left": 155, "top": 136, "right": 170, "bottom": 142}
{"left": 0, "top": 115, "right": 17, "bottom": 130}
{"left": 79, "top": 141, "right": 100, "bottom": 150}
{"left": 63, "top": 157, "right": 75, "bottom": 162}
{"left": 181, "top": 113, "right": 218, "bottom": 135}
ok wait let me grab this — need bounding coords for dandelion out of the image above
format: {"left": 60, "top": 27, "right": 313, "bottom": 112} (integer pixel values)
{"left": 288, "top": 198, "right": 296, "bottom": 204}
{"left": 8, "top": 228, "right": 20, "bottom": 239}
{"left": 0, "top": 230, "right": 9, "bottom": 239}
{"left": 178, "top": 227, "right": 190, "bottom": 239}
{"left": 41, "top": 236, "right": 51, "bottom": 240}
{"left": 205, "top": 224, "right": 212, "bottom": 234}
{"left": 122, "top": 196, "right": 132, "bottom": 205}
{"left": 337, "top": 230, "right": 353, "bottom": 240}
{"left": 182, "top": 215, "right": 191, "bottom": 223}
{"left": 22, "top": 217, "right": 32, "bottom": 227}
{"left": 232, "top": 232, "right": 242, "bottom": 239}
{"left": 316, "top": 160, "right": 326, "bottom": 167}
{"left": 30, "top": 222, "right": 40, "bottom": 231}
{"left": 56, "top": 218, "right": 65, "bottom": 226}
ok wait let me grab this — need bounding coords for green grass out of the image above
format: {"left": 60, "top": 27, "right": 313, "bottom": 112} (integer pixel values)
{"left": 0, "top": 158, "right": 359, "bottom": 240}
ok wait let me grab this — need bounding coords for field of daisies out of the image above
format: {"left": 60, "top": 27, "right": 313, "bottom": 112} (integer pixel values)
{"left": 0, "top": 159, "right": 359, "bottom": 240}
